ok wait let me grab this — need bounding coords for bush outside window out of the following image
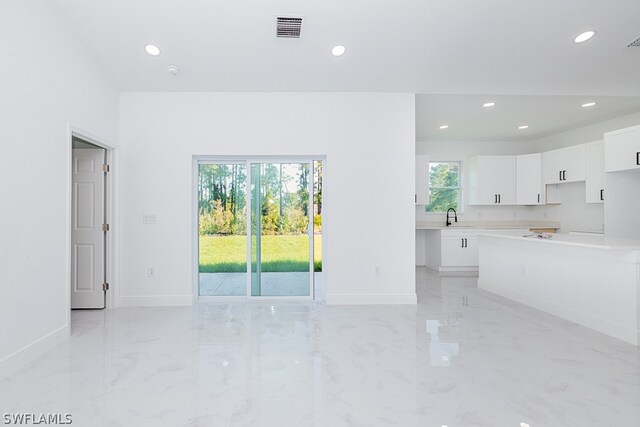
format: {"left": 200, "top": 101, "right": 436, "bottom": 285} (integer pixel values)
{"left": 426, "top": 161, "right": 461, "bottom": 213}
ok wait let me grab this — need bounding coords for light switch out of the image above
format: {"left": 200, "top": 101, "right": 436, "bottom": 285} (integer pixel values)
{"left": 143, "top": 214, "right": 157, "bottom": 224}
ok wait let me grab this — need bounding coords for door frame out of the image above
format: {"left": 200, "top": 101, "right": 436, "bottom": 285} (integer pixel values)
{"left": 192, "top": 155, "right": 326, "bottom": 302}
{"left": 67, "top": 125, "right": 118, "bottom": 316}
{"left": 246, "top": 159, "right": 314, "bottom": 301}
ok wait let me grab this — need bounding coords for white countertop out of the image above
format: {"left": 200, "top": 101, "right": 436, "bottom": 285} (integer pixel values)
{"left": 480, "top": 232, "right": 640, "bottom": 250}
{"left": 416, "top": 221, "right": 560, "bottom": 230}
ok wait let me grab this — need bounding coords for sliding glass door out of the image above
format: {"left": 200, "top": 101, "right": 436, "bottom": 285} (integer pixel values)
{"left": 197, "top": 158, "right": 320, "bottom": 300}
{"left": 197, "top": 162, "right": 248, "bottom": 296}
{"left": 249, "top": 162, "right": 313, "bottom": 298}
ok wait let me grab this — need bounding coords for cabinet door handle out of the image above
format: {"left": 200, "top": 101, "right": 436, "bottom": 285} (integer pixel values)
{"left": 494, "top": 194, "right": 497, "bottom": 203}
{"left": 637, "top": 152, "right": 640, "bottom": 166}
{"left": 415, "top": 194, "right": 417, "bottom": 203}
{"left": 563, "top": 170, "right": 567, "bottom": 181}
{"left": 600, "top": 189, "right": 604, "bottom": 201}
{"left": 559, "top": 170, "right": 562, "bottom": 181}
{"left": 537, "top": 193, "right": 540, "bottom": 203}
{"left": 465, "top": 238, "right": 468, "bottom": 247}
{"left": 461, "top": 238, "right": 464, "bottom": 248}
{"left": 498, "top": 194, "right": 501, "bottom": 204}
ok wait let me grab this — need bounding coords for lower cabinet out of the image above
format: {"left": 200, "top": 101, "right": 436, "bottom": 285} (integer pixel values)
{"left": 441, "top": 235, "right": 478, "bottom": 267}
{"left": 425, "top": 228, "right": 529, "bottom": 272}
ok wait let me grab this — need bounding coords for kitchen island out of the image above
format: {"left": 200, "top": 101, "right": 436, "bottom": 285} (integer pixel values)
{"left": 478, "top": 233, "right": 640, "bottom": 345}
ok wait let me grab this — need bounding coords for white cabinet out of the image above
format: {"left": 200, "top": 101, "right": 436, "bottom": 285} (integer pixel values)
{"left": 441, "top": 234, "right": 478, "bottom": 267}
{"left": 542, "top": 149, "right": 563, "bottom": 184}
{"left": 585, "top": 141, "right": 605, "bottom": 204}
{"left": 415, "top": 155, "right": 429, "bottom": 205}
{"left": 467, "top": 155, "right": 516, "bottom": 205}
{"left": 542, "top": 144, "right": 586, "bottom": 184}
{"left": 604, "top": 125, "right": 640, "bottom": 172}
{"left": 425, "top": 229, "right": 480, "bottom": 271}
{"left": 516, "top": 153, "right": 544, "bottom": 205}
{"left": 425, "top": 228, "right": 529, "bottom": 272}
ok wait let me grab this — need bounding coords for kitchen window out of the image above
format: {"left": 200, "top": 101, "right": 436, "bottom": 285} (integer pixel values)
{"left": 426, "top": 161, "right": 461, "bottom": 213}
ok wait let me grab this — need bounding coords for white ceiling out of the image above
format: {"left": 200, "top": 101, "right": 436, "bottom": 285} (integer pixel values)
{"left": 51, "top": 0, "right": 640, "bottom": 94}
{"left": 416, "top": 95, "right": 640, "bottom": 141}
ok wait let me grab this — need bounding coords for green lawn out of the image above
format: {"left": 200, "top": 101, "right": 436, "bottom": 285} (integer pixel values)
{"left": 199, "top": 234, "right": 322, "bottom": 273}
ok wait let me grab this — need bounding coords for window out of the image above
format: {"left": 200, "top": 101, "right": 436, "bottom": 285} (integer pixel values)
{"left": 426, "top": 161, "right": 461, "bottom": 213}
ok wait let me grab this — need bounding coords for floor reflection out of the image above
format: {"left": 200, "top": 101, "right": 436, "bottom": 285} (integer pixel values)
{"left": 0, "top": 268, "right": 638, "bottom": 426}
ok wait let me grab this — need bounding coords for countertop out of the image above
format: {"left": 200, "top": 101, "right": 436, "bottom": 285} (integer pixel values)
{"left": 416, "top": 221, "right": 560, "bottom": 231}
{"left": 479, "top": 232, "right": 640, "bottom": 250}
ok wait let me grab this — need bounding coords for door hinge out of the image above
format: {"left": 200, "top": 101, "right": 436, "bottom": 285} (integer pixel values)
{"left": 103, "top": 164, "right": 110, "bottom": 173}
{"left": 102, "top": 223, "right": 110, "bottom": 232}
{"left": 102, "top": 282, "right": 109, "bottom": 291}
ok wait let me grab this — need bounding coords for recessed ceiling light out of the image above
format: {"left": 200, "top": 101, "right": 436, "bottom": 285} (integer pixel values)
{"left": 483, "top": 102, "right": 496, "bottom": 108}
{"left": 582, "top": 102, "right": 596, "bottom": 107}
{"left": 518, "top": 125, "right": 529, "bottom": 130}
{"left": 520, "top": 423, "right": 531, "bottom": 427}
{"left": 439, "top": 125, "right": 449, "bottom": 130}
{"left": 144, "top": 44, "right": 161, "bottom": 56}
{"left": 574, "top": 30, "right": 596, "bottom": 43}
{"left": 331, "top": 45, "right": 346, "bottom": 57}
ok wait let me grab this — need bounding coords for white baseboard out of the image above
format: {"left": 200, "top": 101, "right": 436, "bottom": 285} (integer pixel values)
{"left": 439, "top": 266, "right": 478, "bottom": 272}
{"left": 326, "top": 293, "right": 417, "bottom": 305}
{"left": 118, "top": 294, "right": 194, "bottom": 307}
{"left": 478, "top": 279, "right": 639, "bottom": 346}
{"left": 0, "top": 324, "right": 69, "bottom": 379}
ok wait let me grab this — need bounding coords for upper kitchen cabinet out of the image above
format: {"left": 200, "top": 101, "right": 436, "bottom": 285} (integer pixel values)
{"left": 585, "top": 141, "right": 605, "bottom": 204}
{"left": 542, "top": 144, "right": 586, "bottom": 184}
{"left": 516, "top": 153, "right": 544, "bottom": 205}
{"left": 415, "top": 155, "right": 429, "bottom": 205}
{"left": 467, "top": 155, "right": 516, "bottom": 205}
{"left": 604, "top": 125, "right": 640, "bottom": 172}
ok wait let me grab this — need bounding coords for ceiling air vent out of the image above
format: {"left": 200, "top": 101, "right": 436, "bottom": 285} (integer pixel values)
{"left": 627, "top": 36, "right": 640, "bottom": 47}
{"left": 276, "top": 16, "right": 303, "bottom": 38}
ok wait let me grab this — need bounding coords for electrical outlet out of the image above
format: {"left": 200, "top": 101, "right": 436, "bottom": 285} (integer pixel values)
{"left": 147, "top": 267, "right": 156, "bottom": 277}
{"left": 374, "top": 266, "right": 381, "bottom": 276}
{"left": 143, "top": 214, "right": 157, "bottom": 224}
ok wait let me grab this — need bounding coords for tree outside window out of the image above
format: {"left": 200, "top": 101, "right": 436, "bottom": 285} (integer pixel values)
{"left": 426, "top": 161, "right": 461, "bottom": 213}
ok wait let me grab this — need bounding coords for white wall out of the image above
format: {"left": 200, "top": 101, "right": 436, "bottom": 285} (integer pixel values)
{"left": 0, "top": 1, "right": 119, "bottom": 372}
{"left": 542, "top": 182, "right": 604, "bottom": 233}
{"left": 529, "top": 111, "right": 640, "bottom": 152}
{"left": 118, "top": 93, "right": 416, "bottom": 305}
{"left": 605, "top": 169, "right": 640, "bottom": 239}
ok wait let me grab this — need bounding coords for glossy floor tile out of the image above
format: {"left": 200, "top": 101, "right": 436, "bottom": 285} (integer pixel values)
{"left": 1, "top": 268, "right": 639, "bottom": 426}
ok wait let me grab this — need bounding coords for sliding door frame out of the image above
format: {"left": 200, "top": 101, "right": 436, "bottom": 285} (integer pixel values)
{"left": 193, "top": 155, "right": 324, "bottom": 303}
{"left": 246, "top": 159, "right": 315, "bottom": 301}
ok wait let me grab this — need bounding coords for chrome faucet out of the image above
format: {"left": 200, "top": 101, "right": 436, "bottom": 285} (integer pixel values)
{"left": 446, "top": 208, "right": 457, "bottom": 227}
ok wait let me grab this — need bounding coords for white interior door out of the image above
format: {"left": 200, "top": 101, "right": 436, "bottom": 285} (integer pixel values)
{"left": 71, "top": 148, "right": 105, "bottom": 309}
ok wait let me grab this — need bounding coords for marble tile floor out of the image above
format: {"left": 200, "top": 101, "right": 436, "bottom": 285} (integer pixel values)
{"left": 0, "top": 267, "right": 638, "bottom": 426}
